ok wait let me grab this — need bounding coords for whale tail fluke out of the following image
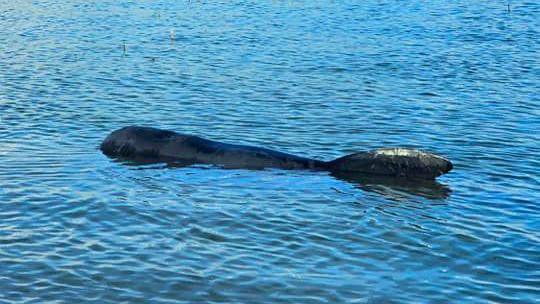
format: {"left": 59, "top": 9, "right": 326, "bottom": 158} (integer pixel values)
{"left": 327, "top": 148, "right": 453, "bottom": 180}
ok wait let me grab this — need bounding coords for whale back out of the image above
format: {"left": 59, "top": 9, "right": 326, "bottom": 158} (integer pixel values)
{"left": 101, "top": 127, "right": 453, "bottom": 180}
{"left": 327, "top": 148, "right": 453, "bottom": 180}
{"left": 100, "top": 126, "right": 323, "bottom": 170}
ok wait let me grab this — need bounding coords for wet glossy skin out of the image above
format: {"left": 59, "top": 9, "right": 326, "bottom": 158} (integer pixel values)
{"left": 101, "top": 126, "right": 452, "bottom": 179}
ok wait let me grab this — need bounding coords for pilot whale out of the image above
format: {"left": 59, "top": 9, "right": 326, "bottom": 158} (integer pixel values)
{"left": 101, "top": 126, "right": 453, "bottom": 180}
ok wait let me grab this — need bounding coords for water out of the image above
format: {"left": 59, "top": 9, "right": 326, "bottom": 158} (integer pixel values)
{"left": 1, "top": 0, "right": 539, "bottom": 302}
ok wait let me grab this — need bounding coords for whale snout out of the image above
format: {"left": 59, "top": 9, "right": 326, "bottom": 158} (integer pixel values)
{"left": 100, "top": 126, "right": 134, "bottom": 156}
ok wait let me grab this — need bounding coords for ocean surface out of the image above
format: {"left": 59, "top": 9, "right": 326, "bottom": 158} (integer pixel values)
{"left": 1, "top": 0, "right": 539, "bottom": 303}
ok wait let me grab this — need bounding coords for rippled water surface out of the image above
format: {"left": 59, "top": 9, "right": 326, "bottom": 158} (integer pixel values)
{"left": 1, "top": 1, "right": 539, "bottom": 303}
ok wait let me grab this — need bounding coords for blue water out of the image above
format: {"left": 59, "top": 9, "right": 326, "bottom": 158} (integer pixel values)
{"left": 1, "top": 0, "right": 539, "bottom": 303}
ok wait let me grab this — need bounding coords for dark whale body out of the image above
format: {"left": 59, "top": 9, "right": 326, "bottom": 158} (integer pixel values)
{"left": 101, "top": 126, "right": 453, "bottom": 180}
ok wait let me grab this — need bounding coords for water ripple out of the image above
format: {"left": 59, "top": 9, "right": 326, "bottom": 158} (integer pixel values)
{"left": 1, "top": 0, "right": 539, "bottom": 303}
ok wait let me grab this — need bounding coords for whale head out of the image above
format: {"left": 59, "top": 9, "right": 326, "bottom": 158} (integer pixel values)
{"left": 100, "top": 126, "right": 177, "bottom": 159}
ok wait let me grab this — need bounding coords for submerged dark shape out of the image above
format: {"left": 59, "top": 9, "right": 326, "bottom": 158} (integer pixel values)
{"left": 101, "top": 126, "right": 453, "bottom": 180}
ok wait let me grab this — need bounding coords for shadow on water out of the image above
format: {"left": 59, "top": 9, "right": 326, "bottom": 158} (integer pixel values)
{"left": 331, "top": 171, "right": 451, "bottom": 200}
{"left": 109, "top": 156, "right": 451, "bottom": 200}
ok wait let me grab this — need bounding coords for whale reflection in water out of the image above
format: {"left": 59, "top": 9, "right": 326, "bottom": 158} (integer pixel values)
{"left": 331, "top": 171, "right": 451, "bottom": 200}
